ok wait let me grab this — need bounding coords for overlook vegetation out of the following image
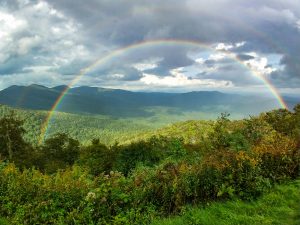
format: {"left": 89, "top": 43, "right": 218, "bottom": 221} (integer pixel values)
{"left": 0, "top": 104, "right": 299, "bottom": 224}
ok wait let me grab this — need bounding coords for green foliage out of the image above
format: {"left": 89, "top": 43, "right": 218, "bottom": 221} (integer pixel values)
{"left": 208, "top": 113, "right": 250, "bottom": 152}
{"left": 242, "top": 116, "right": 274, "bottom": 145}
{"left": 0, "top": 104, "right": 299, "bottom": 224}
{"left": 114, "top": 136, "right": 186, "bottom": 175}
{"left": 0, "top": 112, "right": 26, "bottom": 160}
{"left": 79, "top": 139, "right": 117, "bottom": 176}
{"left": 263, "top": 108, "right": 295, "bottom": 135}
{"left": 39, "top": 133, "right": 80, "bottom": 173}
{"left": 292, "top": 104, "right": 300, "bottom": 142}
{"left": 0, "top": 163, "right": 92, "bottom": 224}
{"left": 0, "top": 111, "right": 34, "bottom": 168}
{"left": 126, "top": 120, "right": 214, "bottom": 145}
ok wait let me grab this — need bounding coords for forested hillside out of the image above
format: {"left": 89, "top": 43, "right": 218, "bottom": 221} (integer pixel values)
{"left": 0, "top": 104, "right": 299, "bottom": 224}
{"left": 0, "top": 84, "right": 292, "bottom": 117}
{"left": 0, "top": 104, "right": 221, "bottom": 145}
{"left": 0, "top": 104, "right": 154, "bottom": 145}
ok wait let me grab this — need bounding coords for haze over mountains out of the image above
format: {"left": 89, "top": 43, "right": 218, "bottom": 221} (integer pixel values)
{"left": 0, "top": 84, "right": 298, "bottom": 118}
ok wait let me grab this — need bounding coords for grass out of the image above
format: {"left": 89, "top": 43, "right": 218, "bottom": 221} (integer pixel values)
{"left": 152, "top": 179, "right": 300, "bottom": 225}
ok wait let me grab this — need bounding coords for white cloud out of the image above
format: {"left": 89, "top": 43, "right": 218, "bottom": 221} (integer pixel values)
{"left": 133, "top": 63, "right": 158, "bottom": 71}
{"left": 109, "top": 74, "right": 125, "bottom": 79}
{"left": 17, "top": 35, "right": 41, "bottom": 55}
{"left": 0, "top": 11, "right": 27, "bottom": 36}
{"left": 23, "top": 65, "right": 53, "bottom": 73}
{"left": 244, "top": 54, "right": 277, "bottom": 75}
{"left": 0, "top": 0, "right": 92, "bottom": 78}
{"left": 0, "top": 11, "right": 27, "bottom": 62}
{"left": 195, "top": 58, "right": 205, "bottom": 64}
{"left": 215, "top": 42, "right": 245, "bottom": 51}
{"left": 141, "top": 68, "right": 233, "bottom": 88}
{"left": 208, "top": 53, "right": 227, "bottom": 61}
{"left": 235, "top": 42, "right": 246, "bottom": 48}
{"left": 297, "top": 20, "right": 300, "bottom": 30}
{"left": 215, "top": 43, "right": 234, "bottom": 51}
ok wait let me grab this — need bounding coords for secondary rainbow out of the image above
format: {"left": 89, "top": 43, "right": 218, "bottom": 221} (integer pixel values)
{"left": 38, "top": 39, "right": 288, "bottom": 144}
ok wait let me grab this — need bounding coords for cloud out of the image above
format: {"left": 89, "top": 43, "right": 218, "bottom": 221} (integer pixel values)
{"left": 236, "top": 54, "right": 255, "bottom": 61}
{"left": 139, "top": 67, "right": 233, "bottom": 90}
{"left": 143, "top": 46, "right": 196, "bottom": 76}
{"left": 0, "top": 0, "right": 90, "bottom": 74}
{"left": 141, "top": 72, "right": 233, "bottom": 88}
{"left": 270, "top": 54, "right": 300, "bottom": 88}
{"left": 0, "top": 0, "right": 299, "bottom": 93}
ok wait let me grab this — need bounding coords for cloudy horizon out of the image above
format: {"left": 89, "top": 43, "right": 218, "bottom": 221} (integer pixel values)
{"left": 0, "top": 0, "right": 300, "bottom": 95}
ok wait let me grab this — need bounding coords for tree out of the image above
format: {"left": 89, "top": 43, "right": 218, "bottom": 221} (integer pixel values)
{"left": 79, "top": 139, "right": 116, "bottom": 176}
{"left": 263, "top": 108, "right": 294, "bottom": 135}
{"left": 242, "top": 116, "right": 274, "bottom": 145}
{"left": 113, "top": 136, "right": 185, "bottom": 175}
{"left": 0, "top": 112, "right": 27, "bottom": 161}
{"left": 41, "top": 133, "right": 80, "bottom": 172}
{"left": 292, "top": 104, "right": 300, "bottom": 146}
{"left": 208, "top": 112, "right": 231, "bottom": 150}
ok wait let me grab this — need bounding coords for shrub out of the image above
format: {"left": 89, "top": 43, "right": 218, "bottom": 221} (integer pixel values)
{"left": 253, "top": 133, "right": 300, "bottom": 182}
{"left": 79, "top": 139, "right": 116, "bottom": 176}
{"left": 114, "top": 136, "right": 186, "bottom": 175}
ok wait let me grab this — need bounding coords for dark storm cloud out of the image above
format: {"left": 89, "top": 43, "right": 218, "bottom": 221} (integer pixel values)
{"left": 236, "top": 54, "right": 255, "bottom": 61}
{"left": 0, "top": 55, "right": 33, "bottom": 75}
{"left": 54, "top": 59, "right": 92, "bottom": 76}
{"left": 143, "top": 46, "right": 195, "bottom": 76}
{"left": 204, "top": 57, "right": 235, "bottom": 68}
{"left": 204, "top": 59, "right": 217, "bottom": 68}
{"left": 86, "top": 65, "right": 143, "bottom": 82}
{"left": 257, "top": 19, "right": 300, "bottom": 87}
{"left": 270, "top": 54, "right": 300, "bottom": 88}
{"left": 108, "top": 67, "right": 143, "bottom": 81}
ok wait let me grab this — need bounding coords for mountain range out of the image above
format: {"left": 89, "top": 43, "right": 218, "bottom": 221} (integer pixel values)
{"left": 0, "top": 84, "right": 298, "bottom": 118}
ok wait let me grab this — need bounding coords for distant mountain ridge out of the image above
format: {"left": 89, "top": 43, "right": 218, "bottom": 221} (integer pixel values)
{"left": 0, "top": 84, "right": 297, "bottom": 117}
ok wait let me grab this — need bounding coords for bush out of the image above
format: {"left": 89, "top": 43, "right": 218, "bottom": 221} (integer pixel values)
{"left": 39, "top": 133, "right": 80, "bottom": 173}
{"left": 79, "top": 139, "right": 116, "bottom": 176}
{"left": 114, "top": 136, "right": 186, "bottom": 175}
{"left": 253, "top": 133, "right": 300, "bottom": 182}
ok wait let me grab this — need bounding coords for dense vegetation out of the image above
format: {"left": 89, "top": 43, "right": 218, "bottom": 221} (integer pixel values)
{"left": 0, "top": 104, "right": 299, "bottom": 224}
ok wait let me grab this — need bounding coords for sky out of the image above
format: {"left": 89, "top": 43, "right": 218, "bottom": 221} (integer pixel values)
{"left": 0, "top": 0, "right": 300, "bottom": 94}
